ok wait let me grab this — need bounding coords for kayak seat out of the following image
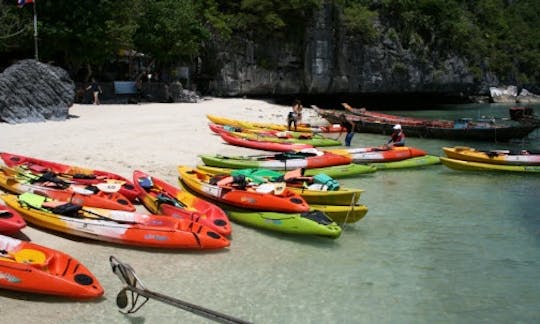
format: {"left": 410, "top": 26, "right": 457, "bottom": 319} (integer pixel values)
{"left": 138, "top": 177, "right": 153, "bottom": 190}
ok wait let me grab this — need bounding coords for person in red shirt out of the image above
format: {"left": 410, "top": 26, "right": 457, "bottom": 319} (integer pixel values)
{"left": 387, "top": 124, "right": 405, "bottom": 147}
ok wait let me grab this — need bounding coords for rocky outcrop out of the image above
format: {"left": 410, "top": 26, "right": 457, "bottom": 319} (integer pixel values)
{"left": 0, "top": 60, "right": 74, "bottom": 123}
{"left": 489, "top": 86, "right": 540, "bottom": 103}
{"left": 205, "top": 3, "right": 481, "bottom": 98}
{"left": 489, "top": 86, "right": 518, "bottom": 103}
{"left": 517, "top": 88, "right": 540, "bottom": 104}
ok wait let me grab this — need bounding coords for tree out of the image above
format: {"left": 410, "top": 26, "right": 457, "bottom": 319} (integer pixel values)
{"left": 0, "top": 1, "right": 33, "bottom": 53}
{"left": 36, "top": 0, "right": 142, "bottom": 79}
{"left": 133, "top": 0, "right": 208, "bottom": 66}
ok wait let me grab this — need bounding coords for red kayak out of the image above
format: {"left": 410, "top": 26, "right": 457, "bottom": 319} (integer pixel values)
{"left": 0, "top": 234, "right": 103, "bottom": 299}
{"left": 0, "top": 204, "right": 26, "bottom": 234}
{"left": 1, "top": 152, "right": 139, "bottom": 202}
{"left": 0, "top": 166, "right": 135, "bottom": 211}
{"left": 219, "top": 132, "right": 313, "bottom": 152}
{"left": 132, "top": 170, "right": 232, "bottom": 236}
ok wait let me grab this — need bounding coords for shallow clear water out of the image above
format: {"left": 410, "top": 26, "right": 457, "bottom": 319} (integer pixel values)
{"left": 1, "top": 103, "right": 539, "bottom": 323}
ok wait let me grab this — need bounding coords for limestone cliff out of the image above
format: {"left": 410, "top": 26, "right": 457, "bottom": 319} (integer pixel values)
{"left": 204, "top": 3, "right": 483, "bottom": 99}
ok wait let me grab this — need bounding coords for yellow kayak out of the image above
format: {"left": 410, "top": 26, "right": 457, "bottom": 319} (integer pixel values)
{"left": 309, "top": 204, "right": 368, "bottom": 224}
{"left": 207, "top": 114, "right": 343, "bottom": 133}
{"left": 440, "top": 157, "right": 540, "bottom": 173}
{"left": 443, "top": 146, "right": 540, "bottom": 166}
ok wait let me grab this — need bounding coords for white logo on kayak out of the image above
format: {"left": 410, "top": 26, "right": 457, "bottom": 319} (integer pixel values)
{"left": 0, "top": 271, "right": 22, "bottom": 283}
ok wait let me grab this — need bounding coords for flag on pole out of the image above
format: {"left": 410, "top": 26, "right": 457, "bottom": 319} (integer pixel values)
{"left": 17, "top": 0, "right": 34, "bottom": 8}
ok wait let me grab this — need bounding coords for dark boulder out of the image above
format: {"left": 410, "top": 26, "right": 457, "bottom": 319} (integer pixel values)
{"left": 0, "top": 59, "right": 75, "bottom": 123}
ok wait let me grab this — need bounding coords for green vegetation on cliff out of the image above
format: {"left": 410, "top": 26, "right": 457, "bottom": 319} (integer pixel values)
{"left": 1, "top": 0, "right": 538, "bottom": 86}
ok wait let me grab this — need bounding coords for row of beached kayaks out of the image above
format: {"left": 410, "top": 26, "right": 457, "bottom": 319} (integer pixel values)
{"left": 1, "top": 116, "right": 536, "bottom": 300}
{"left": 0, "top": 148, "right": 373, "bottom": 299}
{"left": 208, "top": 114, "right": 540, "bottom": 173}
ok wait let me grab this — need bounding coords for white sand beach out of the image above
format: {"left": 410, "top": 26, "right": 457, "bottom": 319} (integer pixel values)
{"left": 0, "top": 98, "right": 336, "bottom": 323}
{"left": 2, "top": 100, "right": 540, "bottom": 323}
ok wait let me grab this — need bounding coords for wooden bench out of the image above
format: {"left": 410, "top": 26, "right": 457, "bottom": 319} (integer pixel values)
{"left": 113, "top": 81, "right": 139, "bottom": 103}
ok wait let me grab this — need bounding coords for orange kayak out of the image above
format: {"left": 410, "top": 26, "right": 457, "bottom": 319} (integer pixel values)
{"left": 133, "top": 170, "right": 232, "bottom": 236}
{"left": 327, "top": 146, "right": 427, "bottom": 163}
{"left": 0, "top": 166, "right": 135, "bottom": 211}
{"left": 200, "top": 150, "right": 352, "bottom": 171}
{"left": 178, "top": 166, "right": 310, "bottom": 213}
{"left": 0, "top": 234, "right": 103, "bottom": 299}
{"left": 0, "top": 204, "right": 26, "bottom": 234}
{"left": 2, "top": 193, "right": 230, "bottom": 250}
{"left": 0, "top": 152, "right": 139, "bottom": 202}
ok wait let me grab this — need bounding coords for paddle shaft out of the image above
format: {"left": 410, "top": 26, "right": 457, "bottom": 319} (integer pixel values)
{"left": 125, "top": 285, "right": 251, "bottom": 324}
{"left": 80, "top": 208, "right": 139, "bottom": 224}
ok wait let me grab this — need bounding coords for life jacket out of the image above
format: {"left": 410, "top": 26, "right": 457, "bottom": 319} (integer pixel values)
{"left": 312, "top": 173, "right": 340, "bottom": 191}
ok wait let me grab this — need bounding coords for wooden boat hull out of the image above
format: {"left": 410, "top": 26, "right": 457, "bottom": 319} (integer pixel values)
{"left": 440, "top": 157, "right": 540, "bottom": 173}
{"left": 0, "top": 204, "right": 26, "bottom": 233}
{"left": 2, "top": 194, "right": 230, "bottom": 249}
{"left": 0, "top": 234, "right": 103, "bottom": 299}
{"left": 132, "top": 170, "right": 232, "bottom": 236}
{"left": 178, "top": 166, "right": 310, "bottom": 213}
{"left": 443, "top": 146, "right": 540, "bottom": 166}
{"left": 313, "top": 106, "right": 537, "bottom": 141}
{"left": 0, "top": 152, "right": 139, "bottom": 202}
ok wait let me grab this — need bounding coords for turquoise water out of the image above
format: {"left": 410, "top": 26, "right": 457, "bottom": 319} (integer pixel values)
{"left": 1, "top": 103, "right": 539, "bottom": 323}
{"left": 329, "top": 103, "right": 540, "bottom": 323}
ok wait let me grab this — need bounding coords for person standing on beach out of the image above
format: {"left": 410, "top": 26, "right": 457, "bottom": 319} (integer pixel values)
{"left": 287, "top": 111, "right": 297, "bottom": 131}
{"left": 292, "top": 99, "right": 303, "bottom": 124}
{"left": 338, "top": 114, "right": 356, "bottom": 147}
{"left": 86, "top": 78, "right": 102, "bottom": 105}
{"left": 386, "top": 124, "right": 406, "bottom": 147}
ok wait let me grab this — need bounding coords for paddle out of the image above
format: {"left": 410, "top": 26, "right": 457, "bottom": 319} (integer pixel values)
{"left": 139, "top": 176, "right": 188, "bottom": 209}
{"left": 109, "top": 256, "right": 251, "bottom": 324}
{"left": 18, "top": 192, "right": 138, "bottom": 225}
{"left": 4, "top": 165, "right": 74, "bottom": 189}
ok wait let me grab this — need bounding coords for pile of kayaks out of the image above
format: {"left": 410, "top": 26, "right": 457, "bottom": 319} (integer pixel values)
{"left": 441, "top": 146, "right": 540, "bottom": 173}
{"left": 206, "top": 114, "right": 441, "bottom": 171}
{"left": 0, "top": 151, "right": 234, "bottom": 300}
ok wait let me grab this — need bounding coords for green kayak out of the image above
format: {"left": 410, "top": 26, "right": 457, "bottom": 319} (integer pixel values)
{"left": 369, "top": 155, "right": 441, "bottom": 170}
{"left": 177, "top": 179, "right": 342, "bottom": 238}
{"left": 196, "top": 163, "right": 375, "bottom": 179}
{"left": 225, "top": 208, "right": 342, "bottom": 238}
{"left": 198, "top": 155, "right": 376, "bottom": 178}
